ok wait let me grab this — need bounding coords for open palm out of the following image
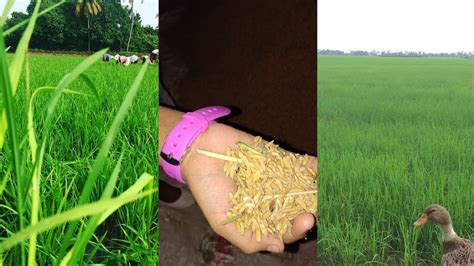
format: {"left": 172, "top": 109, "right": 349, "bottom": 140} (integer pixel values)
{"left": 181, "top": 123, "right": 317, "bottom": 254}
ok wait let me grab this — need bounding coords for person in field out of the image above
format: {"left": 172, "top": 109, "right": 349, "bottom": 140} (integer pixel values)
{"left": 129, "top": 55, "right": 139, "bottom": 64}
{"left": 118, "top": 55, "right": 131, "bottom": 66}
{"left": 140, "top": 55, "right": 149, "bottom": 64}
{"left": 103, "top": 53, "right": 113, "bottom": 61}
{"left": 150, "top": 49, "right": 158, "bottom": 64}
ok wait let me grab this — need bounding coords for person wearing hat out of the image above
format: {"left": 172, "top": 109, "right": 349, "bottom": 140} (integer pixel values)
{"left": 150, "top": 49, "right": 159, "bottom": 64}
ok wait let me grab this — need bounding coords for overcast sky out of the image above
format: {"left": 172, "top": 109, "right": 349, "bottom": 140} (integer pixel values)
{"left": 318, "top": 0, "right": 474, "bottom": 53}
{"left": 1, "top": 0, "right": 158, "bottom": 27}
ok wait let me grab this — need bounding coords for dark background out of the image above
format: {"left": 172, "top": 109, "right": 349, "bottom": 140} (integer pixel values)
{"left": 160, "top": 0, "right": 316, "bottom": 155}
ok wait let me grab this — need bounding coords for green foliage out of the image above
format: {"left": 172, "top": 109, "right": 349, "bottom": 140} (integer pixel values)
{"left": 0, "top": 52, "right": 158, "bottom": 265}
{"left": 5, "top": 0, "right": 157, "bottom": 52}
{"left": 317, "top": 56, "right": 474, "bottom": 265}
{"left": 1, "top": 2, "right": 158, "bottom": 263}
{"left": 3, "top": 12, "right": 28, "bottom": 49}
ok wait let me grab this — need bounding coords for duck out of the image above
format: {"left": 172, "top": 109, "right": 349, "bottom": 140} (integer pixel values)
{"left": 414, "top": 204, "right": 474, "bottom": 265}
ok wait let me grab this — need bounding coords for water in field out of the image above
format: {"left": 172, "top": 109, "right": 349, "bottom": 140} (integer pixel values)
{"left": 317, "top": 56, "right": 474, "bottom": 264}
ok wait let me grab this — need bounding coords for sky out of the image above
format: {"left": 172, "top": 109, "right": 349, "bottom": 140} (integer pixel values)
{"left": 1, "top": 0, "right": 158, "bottom": 28}
{"left": 318, "top": 0, "right": 474, "bottom": 53}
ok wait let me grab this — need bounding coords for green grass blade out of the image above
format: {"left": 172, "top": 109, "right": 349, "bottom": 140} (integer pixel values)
{"left": 0, "top": 0, "right": 15, "bottom": 27}
{"left": 59, "top": 173, "right": 155, "bottom": 264}
{"left": 2, "top": 1, "right": 66, "bottom": 37}
{"left": 26, "top": 85, "right": 94, "bottom": 265}
{"left": 28, "top": 86, "right": 92, "bottom": 161}
{"left": 4, "top": 46, "right": 10, "bottom": 52}
{"left": 98, "top": 173, "right": 154, "bottom": 224}
{"left": 85, "top": 233, "right": 107, "bottom": 263}
{"left": 76, "top": 61, "right": 148, "bottom": 206}
{"left": 0, "top": 25, "right": 26, "bottom": 266}
{"left": 0, "top": 0, "right": 42, "bottom": 152}
{"left": 79, "top": 73, "right": 99, "bottom": 98}
{"left": 43, "top": 49, "right": 106, "bottom": 126}
{"left": 0, "top": 188, "right": 157, "bottom": 252}
{"left": 33, "top": 49, "right": 106, "bottom": 192}
{"left": 7, "top": 0, "right": 41, "bottom": 97}
{"left": 24, "top": 48, "right": 106, "bottom": 265}
{"left": 66, "top": 153, "right": 124, "bottom": 264}
{"left": 0, "top": 168, "right": 11, "bottom": 199}
{"left": 61, "top": 174, "right": 154, "bottom": 265}
{"left": 59, "top": 62, "right": 149, "bottom": 254}
{"left": 0, "top": 22, "right": 23, "bottom": 233}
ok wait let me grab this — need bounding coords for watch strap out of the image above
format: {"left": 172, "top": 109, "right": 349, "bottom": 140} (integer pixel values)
{"left": 160, "top": 106, "right": 231, "bottom": 183}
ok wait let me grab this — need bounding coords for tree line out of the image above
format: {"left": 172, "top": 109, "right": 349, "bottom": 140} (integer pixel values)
{"left": 318, "top": 49, "right": 473, "bottom": 59}
{"left": 5, "top": 0, "right": 158, "bottom": 53}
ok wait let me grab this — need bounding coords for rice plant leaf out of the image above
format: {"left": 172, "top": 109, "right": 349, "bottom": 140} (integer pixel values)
{"left": 33, "top": 49, "right": 106, "bottom": 190}
{"left": 75, "top": 61, "right": 148, "bottom": 206}
{"left": 61, "top": 173, "right": 155, "bottom": 263}
{"left": 66, "top": 153, "right": 124, "bottom": 264}
{"left": 59, "top": 62, "right": 148, "bottom": 255}
{"left": 0, "top": 188, "right": 157, "bottom": 252}
{"left": 8, "top": 0, "right": 41, "bottom": 97}
{"left": 0, "top": 30, "right": 12, "bottom": 151}
{"left": 2, "top": 1, "right": 66, "bottom": 37}
{"left": 28, "top": 86, "right": 92, "bottom": 161}
{"left": 0, "top": 0, "right": 15, "bottom": 27}
{"left": 0, "top": 168, "right": 11, "bottom": 199}
{"left": 85, "top": 233, "right": 107, "bottom": 263}
{"left": 0, "top": 26, "right": 24, "bottom": 230}
{"left": 0, "top": 0, "right": 42, "bottom": 151}
{"left": 43, "top": 48, "right": 107, "bottom": 125}
{"left": 61, "top": 173, "right": 154, "bottom": 265}
{"left": 79, "top": 73, "right": 99, "bottom": 98}
{"left": 98, "top": 173, "right": 154, "bottom": 224}
{"left": 26, "top": 85, "right": 92, "bottom": 264}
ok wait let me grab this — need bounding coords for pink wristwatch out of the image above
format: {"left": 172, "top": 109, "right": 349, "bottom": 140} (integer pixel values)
{"left": 160, "top": 106, "right": 231, "bottom": 183}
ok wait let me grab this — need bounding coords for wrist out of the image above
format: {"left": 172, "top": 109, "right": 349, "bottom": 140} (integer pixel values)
{"left": 180, "top": 123, "right": 217, "bottom": 183}
{"left": 159, "top": 106, "right": 232, "bottom": 183}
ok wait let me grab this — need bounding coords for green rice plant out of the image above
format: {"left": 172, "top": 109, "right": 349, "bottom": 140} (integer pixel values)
{"left": 0, "top": 1, "right": 158, "bottom": 264}
{"left": 317, "top": 56, "right": 474, "bottom": 265}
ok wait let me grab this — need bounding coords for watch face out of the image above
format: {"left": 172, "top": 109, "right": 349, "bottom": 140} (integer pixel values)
{"left": 160, "top": 151, "right": 180, "bottom": 166}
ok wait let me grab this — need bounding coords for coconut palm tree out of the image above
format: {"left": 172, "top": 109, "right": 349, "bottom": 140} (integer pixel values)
{"left": 75, "top": 0, "right": 102, "bottom": 51}
{"left": 125, "top": 0, "right": 144, "bottom": 52}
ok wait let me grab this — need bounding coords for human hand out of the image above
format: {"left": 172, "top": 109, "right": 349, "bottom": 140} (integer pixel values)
{"left": 181, "top": 123, "right": 317, "bottom": 254}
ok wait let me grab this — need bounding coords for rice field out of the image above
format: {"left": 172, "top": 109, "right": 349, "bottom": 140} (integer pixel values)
{"left": 317, "top": 56, "right": 474, "bottom": 264}
{"left": 0, "top": 53, "right": 158, "bottom": 264}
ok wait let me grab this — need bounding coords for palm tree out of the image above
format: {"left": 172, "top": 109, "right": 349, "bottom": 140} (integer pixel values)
{"left": 75, "top": 0, "right": 102, "bottom": 51}
{"left": 125, "top": 0, "right": 144, "bottom": 52}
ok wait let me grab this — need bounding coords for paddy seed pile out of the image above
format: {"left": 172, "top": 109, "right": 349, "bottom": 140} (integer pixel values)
{"left": 200, "top": 136, "right": 317, "bottom": 242}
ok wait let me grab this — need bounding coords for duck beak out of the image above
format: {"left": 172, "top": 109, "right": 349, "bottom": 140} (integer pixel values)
{"left": 414, "top": 214, "right": 428, "bottom": 227}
